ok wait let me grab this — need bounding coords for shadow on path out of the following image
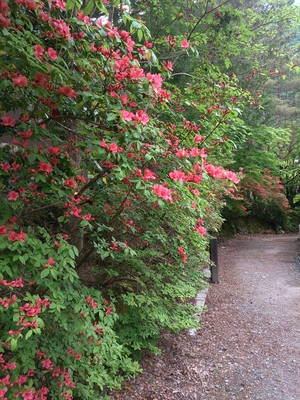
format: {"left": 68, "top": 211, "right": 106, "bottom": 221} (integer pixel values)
{"left": 203, "top": 234, "right": 300, "bottom": 400}
{"left": 111, "top": 234, "right": 300, "bottom": 400}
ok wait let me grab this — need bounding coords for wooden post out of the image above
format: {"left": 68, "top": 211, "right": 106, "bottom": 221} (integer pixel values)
{"left": 210, "top": 238, "right": 219, "bottom": 283}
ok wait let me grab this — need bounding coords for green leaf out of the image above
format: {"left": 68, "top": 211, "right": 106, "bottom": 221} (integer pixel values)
{"left": 19, "top": 255, "right": 26, "bottom": 265}
{"left": 50, "top": 268, "right": 58, "bottom": 279}
{"left": 132, "top": 21, "right": 142, "bottom": 29}
{"left": 40, "top": 269, "right": 50, "bottom": 279}
{"left": 107, "top": 113, "right": 116, "bottom": 121}
{"left": 84, "top": 0, "right": 95, "bottom": 15}
{"left": 224, "top": 58, "right": 231, "bottom": 69}
{"left": 25, "top": 330, "right": 33, "bottom": 340}
{"left": 10, "top": 338, "right": 18, "bottom": 351}
{"left": 137, "top": 29, "right": 143, "bottom": 42}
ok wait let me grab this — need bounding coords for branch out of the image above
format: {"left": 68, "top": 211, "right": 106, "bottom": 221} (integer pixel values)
{"left": 202, "top": 120, "right": 222, "bottom": 144}
{"left": 75, "top": 172, "right": 103, "bottom": 198}
{"left": 37, "top": 114, "right": 115, "bottom": 133}
{"left": 187, "top": 0, "right": 233, "bottom": 41}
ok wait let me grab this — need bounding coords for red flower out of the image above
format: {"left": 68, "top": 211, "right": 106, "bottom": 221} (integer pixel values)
{"left": 16, "top": 0, "right": 37, "bottom": 10}
{"left": 34, "top": 44, "right": 44, "bottom": 58}
{"left": 18, "top": 128, "right": 32, "bottom": 139}
{"left": 195, "top": 225, "right": 207, "bottom": 236}
{"left": 64, "top": 177, "right": 77, "bottom": 189}
{"left": 1, "top": 277, "right": 24, "bottom": 287}
{"left": 47, "top": 257, "right": 55, "bottom": 265}
{"left": 162, "top": 61, "right": 173, "bottom": 71}
{"left": 120, "top": 110, "right": 134, "bottom": 122}
{"left": 1, "top": 115, "right": 15, "bottom": 126}
{"left": 50, "top": 18, "right": 71, "bottom": 39}
{"left": 0, "top": 162, "right": 10, "bottom": 173}
{"left": 135, "top": 110, "right": 149, "bottom": 125}
{"left": 225, "top": 170, "right": 239, "bottom": 184}
{"left": 7, "top": 191, "right": 19, "bottom": 201}
{"left": 152, "top": 184, "right": 173, "bottom": 203}
{"left": 0, "top": 15, "right": 10, "bottom": 28}
{"left": 110, "top": 241, "right": 118, "bottom": 250}
{"left": 143, "top": 169, "right": 157, "bottom": 182}
{"left": 57, "top": 85, "right": 78, "bottom": 98}
{"left": 49, "top": 146, "right": 61, "bottom": 156}
{"left": 178, "top": 246, "right": 184, "bottom": 255}
{"left": 194, "top": 134, "right": 204, "bottom": 143}
{"left": 54, "top": 0, "right": 66, "bottom": 10}
{"left": 106, "top": 306, "right": 113, "bottom": 315}
{"left": 46, "top": 47, "right": 58, "bottom": 60}
{"left": 169, "top": 170, "right": 185, "bottom": 183}
{"left": 83, "top": 213, "right": 94, "bottom": 221}
{"left": 13, "top": 76, "right": 28, "bottom": 87}
{"left": 77, "top": 11, "right": 90, "bottom": 25}
{"left": 181, "top": 39, "right": 190, "bottom": 48}
{"left": 146, "top": 72, "right": 163, "bottom": 91}
{"left": 181, "top": 254, "right": 188, "bottom": 263}
{"left": 0, "top": 225, "right": 7, "bottom": 235}
{"left": 41, "top": 359, "right": 54, "bottom": 371}
{"left": 109, "top": 142, "right": 118, "bottom": 152}
{"left": 38, "top": 162, "right": 53, "bottom": 173}
{"left": 8, "top": 231, "right": 26, "bottom": 242}
{"left": 108, "top": 142, "right": 123, "bottom": 153}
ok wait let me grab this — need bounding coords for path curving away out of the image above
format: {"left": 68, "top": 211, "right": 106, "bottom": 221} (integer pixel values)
{"left": 111, "top": 234, "right": 300, "bottom": 400}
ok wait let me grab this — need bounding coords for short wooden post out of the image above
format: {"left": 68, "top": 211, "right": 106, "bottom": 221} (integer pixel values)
{"left": 210, "top": 238, "right": 219, "bottom": 283}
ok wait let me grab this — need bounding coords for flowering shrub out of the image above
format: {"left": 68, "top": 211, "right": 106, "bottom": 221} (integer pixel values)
{"left": 0, "top": 0, "right": 246, "bottom": 398}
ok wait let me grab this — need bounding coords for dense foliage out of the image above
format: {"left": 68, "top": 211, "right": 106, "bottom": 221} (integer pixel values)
{"left": 0, "top": 0, "right": 299, "bottom": 399}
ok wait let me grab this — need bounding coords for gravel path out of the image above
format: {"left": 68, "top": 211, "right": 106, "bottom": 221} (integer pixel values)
{"left": 111, "top": 234, "right": 300, "bottom": 400}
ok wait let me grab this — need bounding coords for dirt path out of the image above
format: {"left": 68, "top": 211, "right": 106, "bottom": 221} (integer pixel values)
{"left": 111, "top": 234, "right": 300, "bottom": 400}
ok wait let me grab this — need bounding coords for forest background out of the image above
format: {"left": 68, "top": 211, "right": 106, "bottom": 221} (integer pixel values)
{"left": 1, "top": 0, "right": 300, "bottom": 399}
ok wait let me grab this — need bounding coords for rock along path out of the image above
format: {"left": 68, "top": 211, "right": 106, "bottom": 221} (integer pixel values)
{"left": 111, "top": 234, "right": 300, "bottom": 400}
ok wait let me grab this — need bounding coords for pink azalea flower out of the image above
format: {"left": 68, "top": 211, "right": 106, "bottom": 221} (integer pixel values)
{"left": 162, "top": 61, "right": 173, "bottom": 71}
{"left": 47, "top": 257, "right": 55, "bottom": 265}
{"left": 64, "top": 177, "right": 77, "bottom": 189}
{"left": 143, "top": 169, "right": 157, "bottom": 182}
{"left": 54, "top": 0, "right": 66, "bottom": 10}
{"left": 8, "top": 231, "right": 26, "bottom": 242}
{"left": 7, "top": 191, "right": 19, "bottom": 201}
{"left": 181, "top": 39, "right": 190, "bottom": 48}
{"left": 194, "top": 134, "right": 204, "bottom": 143}
{"left": 120, "top": 110, "right": 134, "bottom": 122}
{"left": 34, "top": 44, "right": 44, "bottom": 58}
{"left": 195, "top": 225, "right": 207, "bottom": 236}
{"left": 57, "top": 86, "right": 78, "bottom": 98}
{"left": 225, "top": 170, "right": 240, "bottom": 184}
{"left": 38, "top": 162, "right": 53, "bottom": 174}
{"left": 169, "top": 170, "right": 186, "bottom": 183}
{"left": 46, "top": 47, "right": 58, "bottom": 60}
{"left": 77, "top": 12, "right": 90, "bottom": 25}
{"left": 189, "top": 147, "right": 200, "bottom": 157}
{"left": 1, "top": 115, "right": 15, "bottom": 127}
{"left": 135, "top": 110, "right": 149, "bottom": 125}
{"left": 13, "top": 76, "right": 28, "bottom": 87}
{"left": 49, "top": 146, "right": 61, "bottom": 156}
{"left": 152, "top": 184, "right": 173, "bottom": 203}
{"left": 0, "top": 225, "right": 7, "bottom": 235}
{"left": 109, "top": 142, "right": 118, "bottom": 152}
{"left": 0, "top": 162, "right": 10, "bottom": 173}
